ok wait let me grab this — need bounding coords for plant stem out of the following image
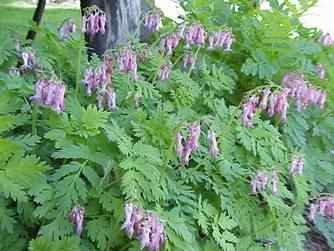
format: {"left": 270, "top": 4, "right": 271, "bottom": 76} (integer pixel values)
{"left": 75, "top": 37, "right": 83, "bottom": 97}
{"left": 32, "top": 104, "right": 38, "bottom": 136}
{"left": 187, "top": 47, "right": 201, "bottom": 78}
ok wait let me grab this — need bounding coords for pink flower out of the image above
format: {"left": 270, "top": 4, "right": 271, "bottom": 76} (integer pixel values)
{"left": 207, "top": 30, "right": 234, "bottom": 51}
{"left": 144, "top": 14, "right": 160, "bottom": 32}
{"left": 58, "top": 18, "right": 76, "bottom": 40}
{"left": 309, "top": 197, "right": 334, "bottom": 221}
{"left": 182, "top": 53, "right": 195, "bottom": 69}
{"left": 96, "top": 88, "right": 117, "bottom": 111}
{"left": 259, "top": 88, "right": 271, "bottom": 110}
{"left": 117, "top": 48, "right": 138, "bottom": 80}
{"left": 122, "top": 204, "right": 165, "bottom": 251}
{"left": 319, "top": 32, "right": 333, "bottom": 47}
{"left": 241, "top": 96, "right": 258, "bottom": 128}
{"left": 289, "top": 156, "right": 304, "bottom": 176}
{"left": 160, "top": 33, "right": 180, "bottom": 55}
{"left": 315, "top": 64, "right": 326, "bottom": 80}
{"left": 175, "top": 132, "right": 184, "bottom": 159}
{"left": 184, "top": 24, "right": 206, "bottom": 47}
{"left": 271, "top": 170, "right": 278, "bottom": 195}
{"left": 69, "top": 206, "right": 85, "bottom": 236}
{"left": 208, "top": 129, "right": 219, "bottom": 159}
{"left": 158, "top": 63, "right": 171, "bottom": 81}
{"left": 20, "top": 51, "right": 36, "bottom": 71}
{"left": 250, "top": 171, "right": 269, "bottom": 194}
{"left": 177, "top": 123, "right": 201, "bottom": 166}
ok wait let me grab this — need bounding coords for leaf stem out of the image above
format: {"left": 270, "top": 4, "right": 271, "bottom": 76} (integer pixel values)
{"left": 32, "top": 104, "right": 38, "bottom": 135}
{"left": 75, "top": 36, "right": 83, "bottom": 97}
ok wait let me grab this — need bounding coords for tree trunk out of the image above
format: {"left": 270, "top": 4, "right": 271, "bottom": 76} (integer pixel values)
{"left": 81, "top": 0, "right": 149, "bottom": 57}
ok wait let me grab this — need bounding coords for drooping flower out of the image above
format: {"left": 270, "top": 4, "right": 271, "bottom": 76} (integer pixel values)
{"left": 122, "top": 203, "right": 143, "bottom": 238}
{"left": 281, "top": 72, "right": 305, "bottom": 89}
{"left": 315, "top": 64, "right": 326, "bottom": 80}
{"left": 69, "top": 206, "right": 85, "bottom": 236}
{"left": 182, "top": 53, "right": 195, "bottom": 70}
{"left": 58, "top": 18, "right": 76, "bottom": 40}
{"left": 158, "top": 63, "right": 171, "bottom": 81}
{"left": 207, "top": 129, "right": 219, "bottom": 159}
{"left": 117, "top": 48, "right": 138, "bottom": 80}
{"left": 241, "top": 96, "right": 258, "bottom": 128}
{"left": 258, "top": 88, "right": 271, "bottom": 110}
{"left": 30, "top": 79, "right": 65, "bottom": 113}
{"left": 250, "top": 171, "right": 269, "bottom": 194}
{"left": 21, "top": 51, "right": 36, "bottom": 71}
{"left": 208, "top": 30, "right": 234, "bottom": 51}
{"left": 144, "top": 13, "right": 160, "bottom": 32}
{"left": 184, "top": 23, "right": 206, "bottom": 47}
{"left": 274, "top": 88, "right": 290, "bottom": 122}
{"left": 96, "top": 88, "right": 117, "bottom": 111}
{"left": 185, "top": 123, "right": 201, "bottom": 152}
{"left": 289, "top": 156, "right": 304, "bottom": 176}
{"left": 82, "top": 5, "right": 106, "bottom": 36}
{"left": 160, "top": 33, "right": 180, "bottom": 55}
{"left": 319, "top": 32, "right": 333, "bottom": 47}
{"left": 271, "top": 170, "right": 278, "bottom": 195}
{"left": 176, "top": 123, "right": 201, "bottom": 166}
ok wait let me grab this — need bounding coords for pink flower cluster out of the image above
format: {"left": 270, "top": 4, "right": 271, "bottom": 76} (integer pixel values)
{"left": 158, "top": 63, "right": 171, "bottom": 81}
{"left": 122, "top": 203, "right": 165, "bottom": 251}
{"left": 58, "top": 18, "right": 76, "bottom": 40}
{"left": 69, "top": 206, "right": 85, "bottom": 236}
{"left": 241, "top": 73, "right": 327, "bottom": 128}
{"left": 282, "top": 72, "right": 326, "bottom": 111}
{"left": 30, "top": 79, "right": 65, "bottom": 113}
{"left": 319, "top": 32, "right": 333, "bottom": 47}
{"left": 176, "top": 125, "right": 220, "bottom": 164}
{"left": 83, "top": 55, "right": 116, "bottom": 111}
{"left": 184, "top": 23, "right": 206, "bottom": 47}
{"left": 208, "top": 30, "right": 233, "bottom": 51}
{"left": 288, "top": 156, "right": 304, "bottom": 176}
{"left": 176, "top": 123, "right": 201, "bottom": 165}
{"left": 251, "top": 170, "right": 278, "bottom": 195}
{"left": 160, "top": 33, "right": 181, "bottom": 55}
{"left": 83, "top": 66, "right": 108, "bottom": 96}
{"left": 82, "top": 5, "right": 106, "bottom": 36}
{"left": 144, "top": 13, "right": 160, "bottom": 32}
{"left": 309, "top": 197, "right": 334, "bottom": 221}
{"left": 207, "top": 129, "right": 219, "bottom": 159}
{"left": 117, "top": 48, "right": 138, "bottom": 80}
{"left": 241, "top": 88, "right": 290, "bottom": 128}
{"left": 83, "top": 55, "right": 112, "bottom": 96}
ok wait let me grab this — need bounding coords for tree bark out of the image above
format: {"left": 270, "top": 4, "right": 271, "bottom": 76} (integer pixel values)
{"left": 81, "top": 0, "right": 149, "bottom": 57}
{"left": 26, "top": 0, "right": 46, "bottom": 41}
